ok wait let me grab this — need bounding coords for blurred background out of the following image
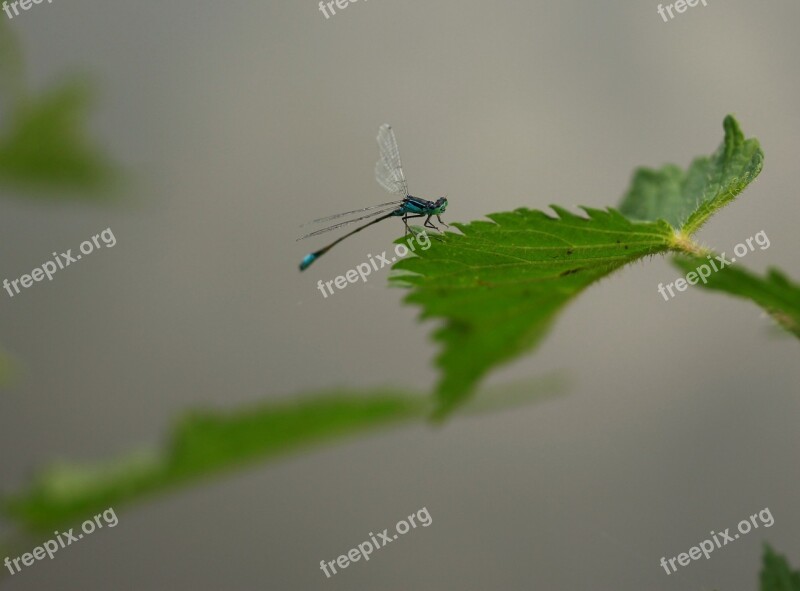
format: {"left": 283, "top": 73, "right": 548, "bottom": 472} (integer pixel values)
{"left": 1, "top": 0, "right": 799, "bottom": 588}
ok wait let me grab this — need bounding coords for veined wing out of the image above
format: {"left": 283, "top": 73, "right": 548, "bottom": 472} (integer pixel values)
{"left": 297, "top": 205, "right": 400, "bottom": 240}
{"left": 301, "top": 199, "right": 404, "bottom": 227}
{"left": 375, "top": 124, "right": 409, "bottom": 196}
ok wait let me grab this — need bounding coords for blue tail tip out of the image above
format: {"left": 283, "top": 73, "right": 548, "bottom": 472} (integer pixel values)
{"left": 299, "top": 253, "right": 316, "bottom": 271}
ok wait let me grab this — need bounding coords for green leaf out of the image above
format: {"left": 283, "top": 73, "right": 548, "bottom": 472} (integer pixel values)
{"left": 0, "top": 22, "right": 117, "bottom": 194}
{"left": 393, "top": 116, "right": 763, "bottom": 417}
{"left": 761, "top": 545, "right": 800, "bottom": 591}
{"left": 2, "top": 391, "right": 425, "bottom": 531}
{"left": 619, "top": 115, "right": 763, "bottom": 234}
{"left": 0, "top": 79, "right": 117, "bottom": 193}
{"left": 1, "top": 376, "right": 564, "bottom": 533}
{"left": 393, "top": 209, "right": 674, "bottom": 417}
{"left": 673, "top": 256, "right": 800, "bottom": 338}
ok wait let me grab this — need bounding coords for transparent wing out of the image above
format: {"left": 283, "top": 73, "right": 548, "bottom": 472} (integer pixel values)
{"left": 375, "top": 124, "right": 409, "bottom": 196}
{"left": 301, "top": 199, "right": 404, "bottom": 227}
{"left": 297, "top": 206, "right": 399, "bottom": 240}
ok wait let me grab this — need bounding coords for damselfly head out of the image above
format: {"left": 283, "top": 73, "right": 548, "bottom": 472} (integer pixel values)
{"left": 434, "top": 197, "right": 447, "bottom": 213}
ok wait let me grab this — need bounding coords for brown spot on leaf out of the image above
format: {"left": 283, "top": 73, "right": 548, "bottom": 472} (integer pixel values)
{"left": 560, "top": 268, "right": 584, "bottom": 277}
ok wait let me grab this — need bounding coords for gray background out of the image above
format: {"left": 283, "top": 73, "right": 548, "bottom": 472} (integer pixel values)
{"left": 1, "top": 0, "right": 799, "bottom": 589}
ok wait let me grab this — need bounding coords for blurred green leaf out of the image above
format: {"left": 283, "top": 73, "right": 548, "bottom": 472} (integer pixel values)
{"left": 0, "top": 79, "right": 116, "bottom": 193}
{"left": 761, "top": 545, "right": 800, "bottom": 591}
{"left": 1, "top": 376, "right": 564, "bottom": 533}
{"left": 673, "top": 256, "right": 800, "bottom": 338}
{"left": 0, "top": 21, "right": 118, "bottom": 194}
{"left": 3, "top": 391, "right": 425, "bottom": 531}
